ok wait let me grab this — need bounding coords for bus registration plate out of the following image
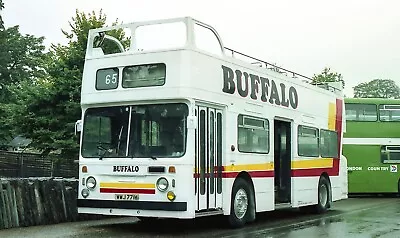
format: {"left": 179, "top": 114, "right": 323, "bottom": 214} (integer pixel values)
{"left": 115, "top": 194, "right": 139, "bottom": 200}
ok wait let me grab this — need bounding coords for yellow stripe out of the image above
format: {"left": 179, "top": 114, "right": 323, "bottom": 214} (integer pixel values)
{"left": 193, "top": 159, "right": 333, "bottom": 173}
{"left": 100, "top": 182, "right": 155, "bottom": 189}
{"left": 292, "top": 158, "right": 333, "bottom": 169}
{"left": 328, "top": 102, "right": 336, "bottom": 130}
{"left": 224, "top": 162, "right": 274, "bottom": 172}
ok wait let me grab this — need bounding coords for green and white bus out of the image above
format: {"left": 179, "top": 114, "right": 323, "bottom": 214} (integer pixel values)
{"left": 343, "top": 98, "right": 400, "bottom": 194}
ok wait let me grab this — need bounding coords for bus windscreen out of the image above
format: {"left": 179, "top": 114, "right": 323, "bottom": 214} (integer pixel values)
{"left": 81, "top": 103, "right": 188, "bottom": 158}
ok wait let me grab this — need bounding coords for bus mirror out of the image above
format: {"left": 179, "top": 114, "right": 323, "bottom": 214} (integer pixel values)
{"left": 75, "top": 120, "right": 82, "bottom": 134}
{"left": 75, "top": 120, "right": 82, "bottom": 144}
{"left": 187, "top": 116, "right": 197, "bottom": 129}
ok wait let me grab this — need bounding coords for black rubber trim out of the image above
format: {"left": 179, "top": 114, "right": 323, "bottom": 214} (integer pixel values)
{"left": 78, "top": 199, "right": 187, "bottom": 211}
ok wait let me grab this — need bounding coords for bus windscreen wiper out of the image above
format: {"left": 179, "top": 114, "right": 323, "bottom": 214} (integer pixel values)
{"left": 97, "top": 144, "right": 112, "bottom": 160}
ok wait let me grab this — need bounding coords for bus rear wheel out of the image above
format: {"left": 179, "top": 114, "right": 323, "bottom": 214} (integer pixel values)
{"left": 228, "top": 178, "right": 254, "bottom": 228}
{"left": 301, "top": 176, "right": 331, "bottom": 214}
{"left": 314, "top": 176, "right": 331, "bottom": 213}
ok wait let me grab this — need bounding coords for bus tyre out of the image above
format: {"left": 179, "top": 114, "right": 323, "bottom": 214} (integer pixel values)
{"left": 228, "top": 178, "right": 254, "bottom": 228}
{"left": 314, "top": 176, "right": 331, "bottom": 214}
{"left": 397, "top": 179, "right": 400, "bottom": 196}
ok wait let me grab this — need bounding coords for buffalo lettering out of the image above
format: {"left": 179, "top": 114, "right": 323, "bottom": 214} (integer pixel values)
{"left": 113, "top": 165, "right": 139, "bottom": 172}
{"left": 222, "top": 65, "right": 298, "bottom": 109}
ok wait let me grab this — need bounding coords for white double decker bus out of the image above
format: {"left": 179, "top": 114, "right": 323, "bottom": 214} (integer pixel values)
{"left": 76, "top": 17, "right": 348, "bottom": 228}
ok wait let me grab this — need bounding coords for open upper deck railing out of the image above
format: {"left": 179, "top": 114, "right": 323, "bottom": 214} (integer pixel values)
{"left": 86, "top": 17, "right": 342, "bottom": 94}
{"left": 224, "top": 47, "right": 313, "bottom": 82}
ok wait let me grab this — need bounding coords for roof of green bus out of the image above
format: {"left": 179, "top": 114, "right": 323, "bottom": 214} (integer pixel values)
{"left": 345, "top": 98, "right": 400, "bottom": 104}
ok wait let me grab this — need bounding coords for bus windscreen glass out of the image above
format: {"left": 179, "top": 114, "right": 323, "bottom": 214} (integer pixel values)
{"left": 81, "top": 103, "right": 188, "bottom": 158}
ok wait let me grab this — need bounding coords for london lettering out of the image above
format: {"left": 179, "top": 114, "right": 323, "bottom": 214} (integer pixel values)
{"left": 113, "top": 165, "right": 139, "bottom": 172}
{"left": 221, "top": 65, "right": 299, "bottom": 109}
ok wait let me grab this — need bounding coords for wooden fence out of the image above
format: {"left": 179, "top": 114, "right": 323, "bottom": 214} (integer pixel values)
{"left": 0, "top": 151, "right": 78, "bottom": 178}
{"left": 0, "top": 178, "right": 103, "bottom": 229}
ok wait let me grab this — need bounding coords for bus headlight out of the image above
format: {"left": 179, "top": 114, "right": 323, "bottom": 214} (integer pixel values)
{"left": 86, "top": 176, "right": 97, "bottom": 190}
{"left": 156, "top": 177, "right": 169, "bottom": 192}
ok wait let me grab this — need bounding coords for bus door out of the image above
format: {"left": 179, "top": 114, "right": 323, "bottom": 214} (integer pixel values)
{"left": 195, "top": 106, "right": 223, "bottom": 211}
{"left": 274, "top": 120, "right": 292, "bottom": 204}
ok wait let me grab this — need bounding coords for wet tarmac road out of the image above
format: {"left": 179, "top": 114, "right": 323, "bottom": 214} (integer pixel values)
{"left": 1, "top": 197, "right": 399, "bottom": 238}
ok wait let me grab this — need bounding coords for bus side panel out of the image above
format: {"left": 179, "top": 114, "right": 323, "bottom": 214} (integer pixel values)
{"left": 344, "top": 144, "right": 399, "bottom": 193}
{"left": 291, "top": 177, "right": 319, "bottom": 207}
{"left": 221, "top": 111, "right": 275, "bottom": 215}
{"left": 253, "top": 178, "right": 274, "bottom": 212}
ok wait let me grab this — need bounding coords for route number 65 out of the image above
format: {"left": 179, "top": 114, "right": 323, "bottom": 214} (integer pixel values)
{"left": 105, "top": 73, "right": 117, "bottom": 84}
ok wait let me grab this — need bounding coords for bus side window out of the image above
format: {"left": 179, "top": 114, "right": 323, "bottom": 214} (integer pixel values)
{"left": 381, "top": 146, "right": 400, "bottom": 163}
{"left": 298, "top": 126, "right": 319, "bottom": 157}
{"left": 345, "top": 103, "right": 377, "bottom": 121}
{"left": 237, "top": 115, "right": 269, "bottom": 154}
{"left": 320, "top": 129, "right": 338, "bottom": 158}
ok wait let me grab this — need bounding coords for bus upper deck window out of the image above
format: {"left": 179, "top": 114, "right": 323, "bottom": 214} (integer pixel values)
{"left": 194, "top": 24, "right": 222, "bottom": 56}
{"left": 122, "top": 63, "right": 166, "bottom": 88}
{"left": 379, "top": 104, "right": 400, "bottom": 122}
{"left": 135, "top": 22, "right": 186, "bottom": 51}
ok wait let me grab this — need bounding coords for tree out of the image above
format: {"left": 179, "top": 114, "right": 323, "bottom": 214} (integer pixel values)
{"left": 0, "top": 2, "right": 47, "bottom": 147}
{"left": 12, "top": 10, "right": 128, "bottom": 158}
{"left": 0, "top": 0, "right": 4, "bottom": 29}
{"left": 0, "top": 26, "right": 47, "bottom": 102}
{"left": 353, "top": 79, "right": 400, "bottom": 99}
{"left": 311, "top": 67, "right": 345, "bottom": 89}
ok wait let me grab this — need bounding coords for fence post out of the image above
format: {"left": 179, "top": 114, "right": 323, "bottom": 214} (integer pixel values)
{"left": 51, "top": 160, "right": 54, "bottom": 177}
{"left": 0, "top": 180, "right": 5, "bottom": 229}
{"left": 19, "top": 155, "right": 24, "bottom": 178}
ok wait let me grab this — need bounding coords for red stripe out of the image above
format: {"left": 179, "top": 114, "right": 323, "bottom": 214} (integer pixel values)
{"left": 100, "top": 188, "right": 155, "bottom": 194}
{"left": 292, "top": 167, "right": 333, "bottom": 177}
{"left": 221, "top": 172, "right": 239, "bottom": 178}
{"left": 247, "top": 171, "right": 274, "bottom": 178}
{"left": 223, "top": 171, "right": 275, "bottom": 178}
{"left": 193, "top": 170, "right": 274, "bottom": 178}
{"left": 334, "top": 98, "right": 343, "bottom": 176}
{"left": 193, "top": 172, "right": 220, "bottom": 178}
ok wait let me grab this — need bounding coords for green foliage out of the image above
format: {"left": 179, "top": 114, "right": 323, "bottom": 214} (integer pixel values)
{"left": 0, "top": 0, "right": 4, "bottom": 29}
{"left": 0, "top": 22, "right": 47, "bottom": 146}
{"left": 0, "top": 26, "right": 47, "bottom": 102}
{"left": 312, "top": 67, "right": 345, "bottom": 89}
{"left": 10, "top": 9, "right": 128, "bottom": 158}
{"left": 353, "top": 79, "right": 400, "bottom": 99}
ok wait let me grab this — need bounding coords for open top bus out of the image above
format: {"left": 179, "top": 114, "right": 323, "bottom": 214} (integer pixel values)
{"left": 76, "top": 17, "right": 348, "bottom": 228}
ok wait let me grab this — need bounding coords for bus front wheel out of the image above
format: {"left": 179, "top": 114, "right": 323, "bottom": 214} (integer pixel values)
{"left": 228, "top": 178, "right": 254, "bottom": 228}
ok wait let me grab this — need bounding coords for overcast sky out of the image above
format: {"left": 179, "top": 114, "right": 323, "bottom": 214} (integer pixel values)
{"left": 2, "top": 0, "right": 400, "bottom": 96}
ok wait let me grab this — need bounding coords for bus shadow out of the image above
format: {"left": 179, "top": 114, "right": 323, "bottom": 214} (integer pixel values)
{"left": 349, "top": 193, "right": 400, "bottom": 198}
{"left": 91, "top": 208, "right": 344, "bottom": 236}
